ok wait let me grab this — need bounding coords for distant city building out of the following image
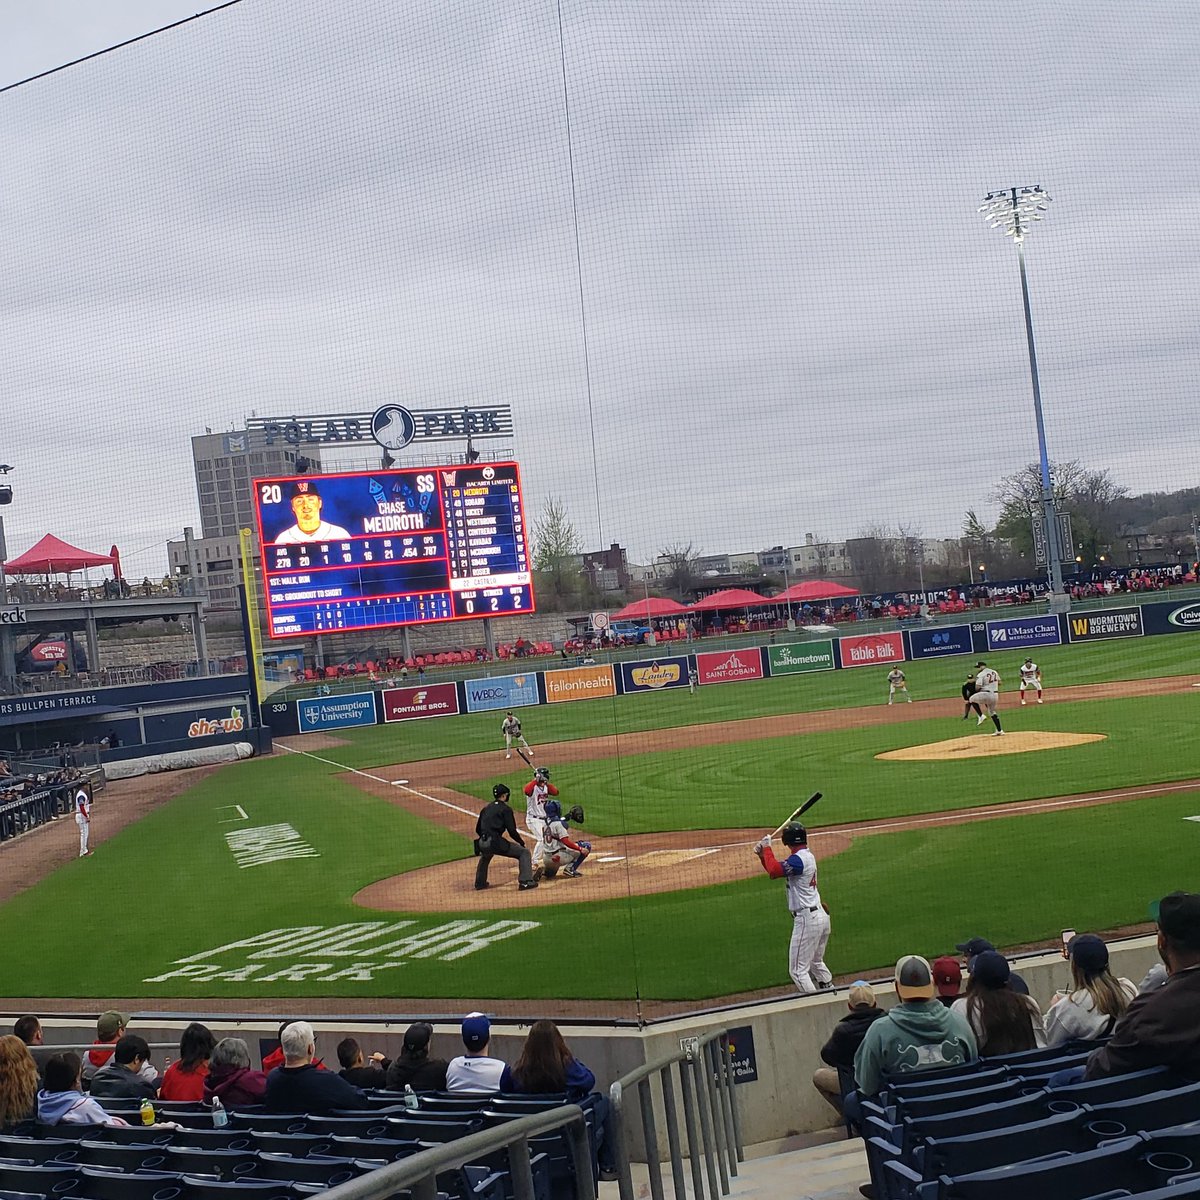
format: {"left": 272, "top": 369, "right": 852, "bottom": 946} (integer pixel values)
{"left": 758, "top": 534, "right": 852, "bottom": 576}
{"left": 583, "top": 543, "right": 631, "bottom": 593}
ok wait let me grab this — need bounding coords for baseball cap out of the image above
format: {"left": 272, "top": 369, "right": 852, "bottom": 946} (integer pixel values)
{"left": 291, "top": 480, "right": 320, "bottom": 497}
{"left": 970, "top": 950, "right": 1011, "bottom": 989}
{"left": 403, "top": 1021, "right": 433, "bottom": 1053}
{"left": 461, "top": 1012, "right": 491, "bottom": 1053}
{"left": 1150, "top": 892, "right": 1200, "bottom": 950}
{"left": 1067, "top": 934, "right": 1110, "bottom": 974}
{"left": 847, "top": 981, "right": 876, "bottom": 1008}
{"left": 955, "top": 937, "right": 995, "bottom": 959}
{"left": 931, "top": 956, "right": 963, "bottom": 996}
{"left": 895, "top": 956, "right": 936, "bottom": 1001}
{"left": 975, "top": 660, "right": 986, "bottom": 667}
{"left": 96, "top": 1011, "right": 129, "bottom": 1040}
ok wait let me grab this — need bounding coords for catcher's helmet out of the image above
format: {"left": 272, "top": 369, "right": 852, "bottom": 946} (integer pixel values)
{"left": 534, "top": 766, "right": 550, "bottom": 782}
{"left": 492, "top": 784, "right": 511, "bottom": 800}
{"left": 781, "top": 823, "right": 808, "bottom": 847}
{"left": 544, "top": 799, "right": 562, "bottom": 821}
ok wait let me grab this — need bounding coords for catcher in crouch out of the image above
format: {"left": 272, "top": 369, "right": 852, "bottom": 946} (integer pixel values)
{"left": 534, "top": 799, "right": 591, "bottom": 880}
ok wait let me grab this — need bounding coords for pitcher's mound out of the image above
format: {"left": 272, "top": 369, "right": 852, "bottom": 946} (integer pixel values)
{"left": 878, "top": 731, "right": 1107, "bottom": 762}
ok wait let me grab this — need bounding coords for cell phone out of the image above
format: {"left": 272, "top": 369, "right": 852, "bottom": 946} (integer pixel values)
{"left": 1061, "top": 928, "right": 1076, "bottom": 958}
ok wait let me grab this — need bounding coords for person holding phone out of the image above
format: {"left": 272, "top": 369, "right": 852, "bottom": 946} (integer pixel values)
{"left": 1045, "top": 934, "right": 1137, "bottom": 1045}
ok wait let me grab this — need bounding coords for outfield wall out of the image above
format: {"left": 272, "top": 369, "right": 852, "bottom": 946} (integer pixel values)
{"left": 262, "top": 597, "right": 1200, "bottom": 735}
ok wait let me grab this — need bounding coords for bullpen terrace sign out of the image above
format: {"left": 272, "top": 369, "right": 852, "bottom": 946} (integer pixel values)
{"left": 245, "top": 404, "right": 513, "bottom": 451}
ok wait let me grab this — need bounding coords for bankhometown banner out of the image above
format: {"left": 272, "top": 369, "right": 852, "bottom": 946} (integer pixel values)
{"left": 766, "top": 641, "right": 835, "bottom": 675}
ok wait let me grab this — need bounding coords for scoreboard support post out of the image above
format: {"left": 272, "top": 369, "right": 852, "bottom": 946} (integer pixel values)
{"left": 315, "top": 634, "right": 326, "bottom": 670}
{"left": 401, "top": 627, "right": 412, "bottom": 662}
{"left": 483, "top": 617, "right": 497, "bottom": 659}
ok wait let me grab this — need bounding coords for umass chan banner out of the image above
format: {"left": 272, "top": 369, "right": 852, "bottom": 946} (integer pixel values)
{"left": 1066, "top": 607, "right": 1145, "bottom": 643}
{"left": 695, "top": 648, "right": 765, "bottom": 685}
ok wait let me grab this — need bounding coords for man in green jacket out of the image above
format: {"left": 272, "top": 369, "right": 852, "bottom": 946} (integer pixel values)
{"left": 853, "top": 955, "right": 978, "bottom": 1097}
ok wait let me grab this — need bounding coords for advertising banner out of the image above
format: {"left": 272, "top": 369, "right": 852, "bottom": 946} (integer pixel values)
{"left": 908, "top": 624, "right": 974, "bottom": 660}
{"left": 766, "top": 641, "right": 835, "bottom": 675}
{"left": 544, "top": 664, "right": 616, "bottom": 704}
{"left": 1066, "top": 607, "right": 1145, "bottom": 643}
{"left": 463, "top": 673, "right": 540, "bottom": 713}
{"left": 297, "top": 691, "right": 377, "bottom": 733}
{"left": 382, "top": 683, "right": 461, "bottom": 721}
{"left": 837, "top": 631, "right": 905, "bottom": 669}
{"left": 1142, "top": 599, "right": 1200, "bottom": 636}
{"left": 618, "top": 656, "right": 691, "bottom": 693}
{"left": 985, "top": 615, "right": 1062, "bottom": 651}
{"left": 696, "top": 648, "right": 765, "bottom": 685}
{"left": 260, "top": 699, "right": 299, "bottom": 736}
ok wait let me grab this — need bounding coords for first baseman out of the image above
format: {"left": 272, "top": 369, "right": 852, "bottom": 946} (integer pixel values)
{"left": 500, "top": 711, "right": 533, "bottom": 761}
{"left": 522, "top": 767, "right": 557, "bottom": 870}
{"left": 886, "top": 667, "right": 912, "bottom": 704}
{"left": 1019, "top": 658, "right": 1044, "bottom": 705}
{"left": 754, "top": 823, "right": 832, "bottom": 994}
{"left": 969, "top": 660, "right": 1004, "bottom": 735}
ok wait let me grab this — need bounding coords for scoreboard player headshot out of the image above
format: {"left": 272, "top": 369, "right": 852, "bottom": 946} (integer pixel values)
{"left": 275, "top": 480, "right": 352, "bottom": 544}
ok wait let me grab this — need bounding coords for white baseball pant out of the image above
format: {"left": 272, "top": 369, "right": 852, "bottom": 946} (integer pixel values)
{"left": 969, "top": 689, "right": 999, "bottom": 716}
{"left": 789, "top": 906, "right": 832, "bottom": 993}
{"left": 526, "top": 816, "right": 547, "bottom": 866}
{"left": 77, "top": 816, "right": 90, "bottom": 857}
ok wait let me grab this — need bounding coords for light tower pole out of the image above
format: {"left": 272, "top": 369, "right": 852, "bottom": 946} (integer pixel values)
{"left": 979, "top": 185, "right": 1068, "bottom": 609}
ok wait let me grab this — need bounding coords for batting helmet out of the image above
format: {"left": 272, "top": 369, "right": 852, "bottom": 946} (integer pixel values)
{"left": 544, "top": 799, "right": 562, "bottom": 821}
{"left": 534, "top": 767, "right": 550, "bottom": 783}
{"left": 781, "top": 823, "right": 808, "bottom": 847}
{"left": 492, "top": 784, "right": 511, "bottom": 800}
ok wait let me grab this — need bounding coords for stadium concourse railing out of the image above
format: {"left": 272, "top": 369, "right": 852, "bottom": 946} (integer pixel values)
{"left": 318, "top": 1104, "right": 596, "bottom": 1200}
{"left": 609, "top": 1028, "right": 743, "bottom": 1200}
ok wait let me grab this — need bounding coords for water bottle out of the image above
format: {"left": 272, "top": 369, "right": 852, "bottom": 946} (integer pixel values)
{"left": 403, "top": 1084, "right": 419, "bottom": 1111}
{"left": 211, "top": 1097, "right": 228, "bottom": 1128}
{"left": 139, "top": 1099, "right": 155, "bottom": 1126}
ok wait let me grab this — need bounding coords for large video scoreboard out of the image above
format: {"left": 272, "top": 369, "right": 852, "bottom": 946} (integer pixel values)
{"left": 253, "top": 463, "right": 535, "bottom": 638}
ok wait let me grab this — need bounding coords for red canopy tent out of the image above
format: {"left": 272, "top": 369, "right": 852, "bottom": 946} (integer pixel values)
{"left": 611, "top": 596, "right": 689, "bottom": 620}
{"left": 773, "top": 580, "right": 859, "bottom": 603}
{"left": 6, "top": 534, "right": 116, "bottom": 574}
{"left": 689, "top": 587, "right": 769, "bottom": 611}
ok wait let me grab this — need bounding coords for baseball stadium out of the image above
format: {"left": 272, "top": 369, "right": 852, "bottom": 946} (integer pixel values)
{"left": 2, "top": 4, "right": 1198, "bottom": 1200}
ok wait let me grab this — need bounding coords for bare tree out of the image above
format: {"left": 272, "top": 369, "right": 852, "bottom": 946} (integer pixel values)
{"left": 657, "top": 542, "right": 701, "bottom": 600}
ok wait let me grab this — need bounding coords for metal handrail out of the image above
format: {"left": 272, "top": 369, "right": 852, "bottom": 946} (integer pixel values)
{"left": 609, "top": 1027, "right": 743, "bottom": 1200}
{"left": 317, "top": 1103, "right": 597, "bottom": 1200}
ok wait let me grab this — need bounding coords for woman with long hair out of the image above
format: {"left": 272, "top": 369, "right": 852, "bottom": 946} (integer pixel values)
{"left": 385, "top": 1022, "right": 449, "bottom": 1092}
{"left": 0, "top": 1035, "right": 39, "bottom": 1130}
{"left": 159, "top": 1022, "right": 216, "bottom": 1101}
{"left": 1045, "top": 934, "right": 1137, "bottom": 1045}
{"left": 951, "top": 952, "right": 1047, "bottom": 1055}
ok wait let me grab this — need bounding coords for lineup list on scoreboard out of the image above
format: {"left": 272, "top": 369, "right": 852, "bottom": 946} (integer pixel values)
{"left": 253, "top": 464, "right": 535, "bottom": 637}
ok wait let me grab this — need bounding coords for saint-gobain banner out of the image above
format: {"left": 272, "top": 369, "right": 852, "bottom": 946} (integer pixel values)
{"left": 1066, "top": 607, "right": 1145, "bottom": 643}
{"left": 297, "top": 691, "right": 378, "bottom": 732}
{"left": 618, "top": 656, "right": 691, "bottom": 693}
{"left": 382, "top": 683, "right": 461, "bottom": 721}
{"left": 766, "top": 641, "right": 835, "bottom": 674}
{"left": 985, "top": 615, "right": 1062, "bottom": 650}
{"left": 463, "top": 673, "right": 540, "bottom": 713}
{"left": 1142, "top": 599, "right": 1200, "bottom": 636}
{"left": 908, "top": 624, "right": 974, "bottom": 660}
{"left": 695, "top": 648, "right": 764, "bottom": 685}
{"left": 837, "top": 632, "right": 905, "bottom": 668}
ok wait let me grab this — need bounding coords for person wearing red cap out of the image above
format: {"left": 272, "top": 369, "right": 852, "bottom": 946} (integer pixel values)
{"left": 931, "top": 956, "right": 962, "bottom": 1007}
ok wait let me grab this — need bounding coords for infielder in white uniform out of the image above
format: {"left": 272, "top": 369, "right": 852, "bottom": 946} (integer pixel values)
{"left": 969, "top": 660, "right": 1004, "bottom": 735}
{"left": 754, "top": 823, "right": 832, "bottom": 994}
{"left": 522, "top": 767, "right": 557, "bottom": 871}
{"left": 887, "top": 667, "right": 912, "bottom": 704}
{"left": 500, "top": 712, "right": 533, "bottom": 761}
{"left": 1019, "top": 657, "right": 1044, "bottom": 705}
{"left": 74, "top": 783, "right": 93, "bottom": 857}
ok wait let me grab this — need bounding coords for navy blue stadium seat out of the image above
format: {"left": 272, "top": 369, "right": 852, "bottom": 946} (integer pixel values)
{"left": 891, "top": 1091, "right": 1075, "bottom": 1155}
{"left": 73, "top": 1139, "right": 169, "bottom": 1171}
{"left": 1051, "top": 1067, "right": 1176, "bottom": 1105}
{"left": 0, "top": 1140, "right": 76, "bottom": 1166}
{"left": 0, "top": 1190, "right": 46, "bottom": 1200}
{"left": 303, "top": 1116, "right": 390, "bottom": 1139}
{"left": 20, "top": 1126, "right": 91, "bottom": 1143}
{"left": 326, "top": 1136, "right": 425, "bottom": 1162}
{"left": 159, "top": 1147, "right": 261, "bottom": 1181}
{"left": 178, "top": 1178, "right": 298, "bottom": 1200}
{"left": 165, "top": 1111, "right": 239, "bottom": 1131}
{"left": 416, "top": 1095, "right": 495, "bottom": 1113}
{"left": 0, "top": 1162, "right": 78, "bottom": 1196}
{"left": 485, "top": 1097, "right": 570, "bottom": 1115}
{"left": 384, "top": 1117, "right": 480, "bottom": 1143}
{"left": 1085, "top": 1081, "right": 1200, "bottom": 1138}
{"left": 170, "top": 1130, "right": 255, "bottom": 1152}
{"left": 226, "top": 1116, "right": 306, "bottom": 1135}
{"left": 93, "top": 1126, "right": 175, "bottom": 1147}
{"left": 78, "top": 1165, "right": 184, "bottom": 1200}
{"left": 255, "top": 1153, "right": 365, "bottom": 1186}
{"left": 882, "top": 1079, "right": 1025, "bottom": 1122}
{"left": 882, "top": 1069, "right": 1009, "bottom": 1102}
{"left": 246, "top": 1133, "right": 334, "bottom": 1158}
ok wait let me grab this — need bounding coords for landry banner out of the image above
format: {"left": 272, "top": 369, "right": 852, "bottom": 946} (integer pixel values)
{"left": 297, "top": 691, "right": 377, "bottom": 733}
{"left": 1142, "top": 599, "right": 1200, "bottom": 636}
{"left": 838, "top": 631, "right": 905, "bottom": 669}
{"left": 908, "top": 624, "right": 974, "bottom": 660}
{"left": 695, "top": 648, "right": 764, "bottom": 685}
{"left": 463, "top": 673, "right": 540, "bottom": 713}
{"left": 382, "top": 683, "right": 461, "bottom": 721}
{"left": 544, "top": 664, "right": 616, "bottom": 704}
{"left": 985, "top": 615, "right": 1062, "bottom": 651}
{"left": 1066, "top": 607, "right": 1145, "bottom": 643}
{"left": 618, "top": 655, "right": 691, "bottom": 693}
{"left": 766, "top": 641, "right": 836, "bottom": 675}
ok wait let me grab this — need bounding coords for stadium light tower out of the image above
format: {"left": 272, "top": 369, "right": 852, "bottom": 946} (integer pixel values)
{"left": 979, "top": 185, "right": 1067, "bottom": 607}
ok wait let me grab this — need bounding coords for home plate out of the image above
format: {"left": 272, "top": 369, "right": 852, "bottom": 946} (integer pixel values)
{"left": 597, "top": 855, "right": 626, "bottom": 863}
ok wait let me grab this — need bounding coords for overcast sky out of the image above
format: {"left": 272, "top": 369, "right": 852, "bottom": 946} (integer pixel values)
{"left": 2, "top": 0, "right": 1197, "bottom": 575}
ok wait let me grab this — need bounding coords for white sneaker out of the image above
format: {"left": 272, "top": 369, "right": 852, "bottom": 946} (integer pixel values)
{"left": 1021, "top": 700, "right": 1027, "bottom": 706}
{"left": 505, "top": 753, "right": 511, "bottom": 759}
{"left": 1037, "top": 698, "right": 1044, "bottom": 704}
{"left": 888, "top": 700, "right": 893, "bottom": 706}
{"left": 993, "top": 730, "right": 1005, "bottom": 736}
{"left": 977, "top": 714, "right": 988, "bottom": 726}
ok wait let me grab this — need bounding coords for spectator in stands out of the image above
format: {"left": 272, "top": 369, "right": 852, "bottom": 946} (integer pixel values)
{"left": 1044, "top": 935, "right": 1137, "bottom": 1046}
{"left": 336, "top": 1037, "right": 391, "bottom": 1088}
{"left": 89, "top": 1035, "right": 159, "bottom": 1100}
{"left": 264, "top": 1022, "right": 366, "bottom": 1114}
{"left": 38, "top": 1053, "right": 129, "bottom": 1127}
{"left": 385, "top": 1022, "right": 449, "bottom": 1092}
{"left": 1139, "top": 962, "right": 1169, "bottom": 993}
{"left": 204, "top": 1038, "right": 268, "bottom": 1107}
{"left": 82, "top": 1010, "right": 130, "bottom": 1083}
{"left": 853, "top": 956, "right": 977, "bottom": 1097}
{"left": 951, "top": 951, "right": 1047, "bottom": 1053}
{"left": 931, "top": 957, "right": 962, "bottom": 1007}
{"left": 955, "top": 937, "right": 1030, "bottom": 995}
{"left": 159, "top": 1021, "right": 215, "bottom": 1101}
{"left": 0, "top": 1035, "right": 39, "bottom": 1131}
{"left": 262, "top": 1019, "right": 327, "bottom": 1073}
{"left": 1086, "top": 892, "right": 1200, "bottom": 1080}
{"left": 446, "top": 1013, "right": 506, "bottom": 1092}
{"left": 13, "top": 1015, "right": 42, "bottom": 1047}
{"left": 812, "top": 982, "right": 887, "bottom": 1116}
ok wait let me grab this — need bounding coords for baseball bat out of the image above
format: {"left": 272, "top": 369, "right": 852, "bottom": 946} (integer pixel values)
{"left": 516, "top": 746, "right": 533, "bottom": 768}
{"left": 767, "top": 792, "right": 822, "bottom": 840}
